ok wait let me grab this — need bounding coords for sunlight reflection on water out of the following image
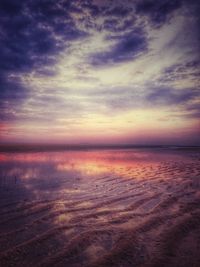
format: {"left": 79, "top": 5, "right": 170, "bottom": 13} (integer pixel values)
{"left": 0, "top": 149, "right": 196, "bottom": 186}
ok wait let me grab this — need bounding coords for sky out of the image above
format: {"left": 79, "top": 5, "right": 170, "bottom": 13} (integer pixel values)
{"left": 0, "top": 0, "right": 200, "bottom": 145}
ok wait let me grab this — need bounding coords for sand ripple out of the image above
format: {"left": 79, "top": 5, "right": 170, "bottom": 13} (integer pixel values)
{"left": 0, "top": 149, "right": 200, "bottom": 267}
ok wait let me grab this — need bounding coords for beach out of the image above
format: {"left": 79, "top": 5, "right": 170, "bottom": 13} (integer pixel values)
{"left": 0, "top": 148, "right": 200, "bottom": 267}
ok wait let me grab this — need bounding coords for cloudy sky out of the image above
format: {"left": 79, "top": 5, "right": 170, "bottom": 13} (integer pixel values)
{"left": 0, "top": 0, "right": 199, "bottom": 145}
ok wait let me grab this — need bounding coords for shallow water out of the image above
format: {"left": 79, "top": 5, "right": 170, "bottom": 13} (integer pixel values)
{"left": 0, "top": 148, "right": 200, "bottom": 267}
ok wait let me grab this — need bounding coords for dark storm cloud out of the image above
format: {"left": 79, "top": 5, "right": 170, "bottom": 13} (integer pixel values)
{"left": 102, "top": 17, "right": 138, "bottom": 34}
{"left": 0, "top": 0, "right": 88, "bottom": 119}
{"left": 80, "top": 0, "right": 102, "bottom": 16}
{"left": 89, "top": 30, "right": 148, "bottom": 66}
{"left": 0, "top": 0, "right": 87, "bottom": 73}
{"left": 105, "top": 6, "right": 131, "bottom": 17}
{"left": 0, "top": 74, "right": 28, "bottom": 107}
{"left": 135, "top": 0, "right": 182, "bottom": 26}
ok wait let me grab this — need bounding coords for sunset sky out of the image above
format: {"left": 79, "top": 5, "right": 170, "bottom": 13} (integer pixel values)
{"left": 0, "top": 0, "right": 199, "bottom": 145}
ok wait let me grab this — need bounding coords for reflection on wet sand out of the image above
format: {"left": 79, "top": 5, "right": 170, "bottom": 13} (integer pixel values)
{"left": 0, "top": 149, "right": 200, "bottom": 267}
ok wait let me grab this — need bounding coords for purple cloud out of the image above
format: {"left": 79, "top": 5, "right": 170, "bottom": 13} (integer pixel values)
{"left": 0, "top": 0, "right": 89, "bottom": 122}
{"left": 147, "top": 86, "right": 199, "bottom": 106}
{"left": 89, "top": 31, "right": 147, "bottom": 66}
{"left": 136, "top": 0, "right": 182, "bottom": 26}
{"left": 158, "top": 61, "right": 200, "bottom": 83}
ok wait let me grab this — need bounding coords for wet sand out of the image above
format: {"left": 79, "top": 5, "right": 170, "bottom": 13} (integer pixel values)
{"left": 0, "top": 148, "right": 200, "bottom": 267}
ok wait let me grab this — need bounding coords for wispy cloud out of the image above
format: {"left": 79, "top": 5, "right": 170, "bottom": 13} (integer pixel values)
{"left": 0, "top": 0, "right": 199, "bottom": 144}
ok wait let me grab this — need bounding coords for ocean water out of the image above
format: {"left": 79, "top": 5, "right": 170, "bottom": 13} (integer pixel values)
{"left": 0, "top": 148, "right": 199, "bottom": 199}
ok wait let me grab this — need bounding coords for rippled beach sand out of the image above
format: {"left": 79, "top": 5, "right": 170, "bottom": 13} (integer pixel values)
{"left": 0, "top": 148, "right": 200, "bottom": 267}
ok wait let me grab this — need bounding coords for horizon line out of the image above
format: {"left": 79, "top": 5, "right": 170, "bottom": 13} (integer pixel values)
{"left": 0, "top": 143, "right": 200, "bottom": 153}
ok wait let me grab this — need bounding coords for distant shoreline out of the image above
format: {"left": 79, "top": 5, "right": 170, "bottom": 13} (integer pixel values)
{"left": 0, "top": 144, "right": 200, "bottom": 153}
